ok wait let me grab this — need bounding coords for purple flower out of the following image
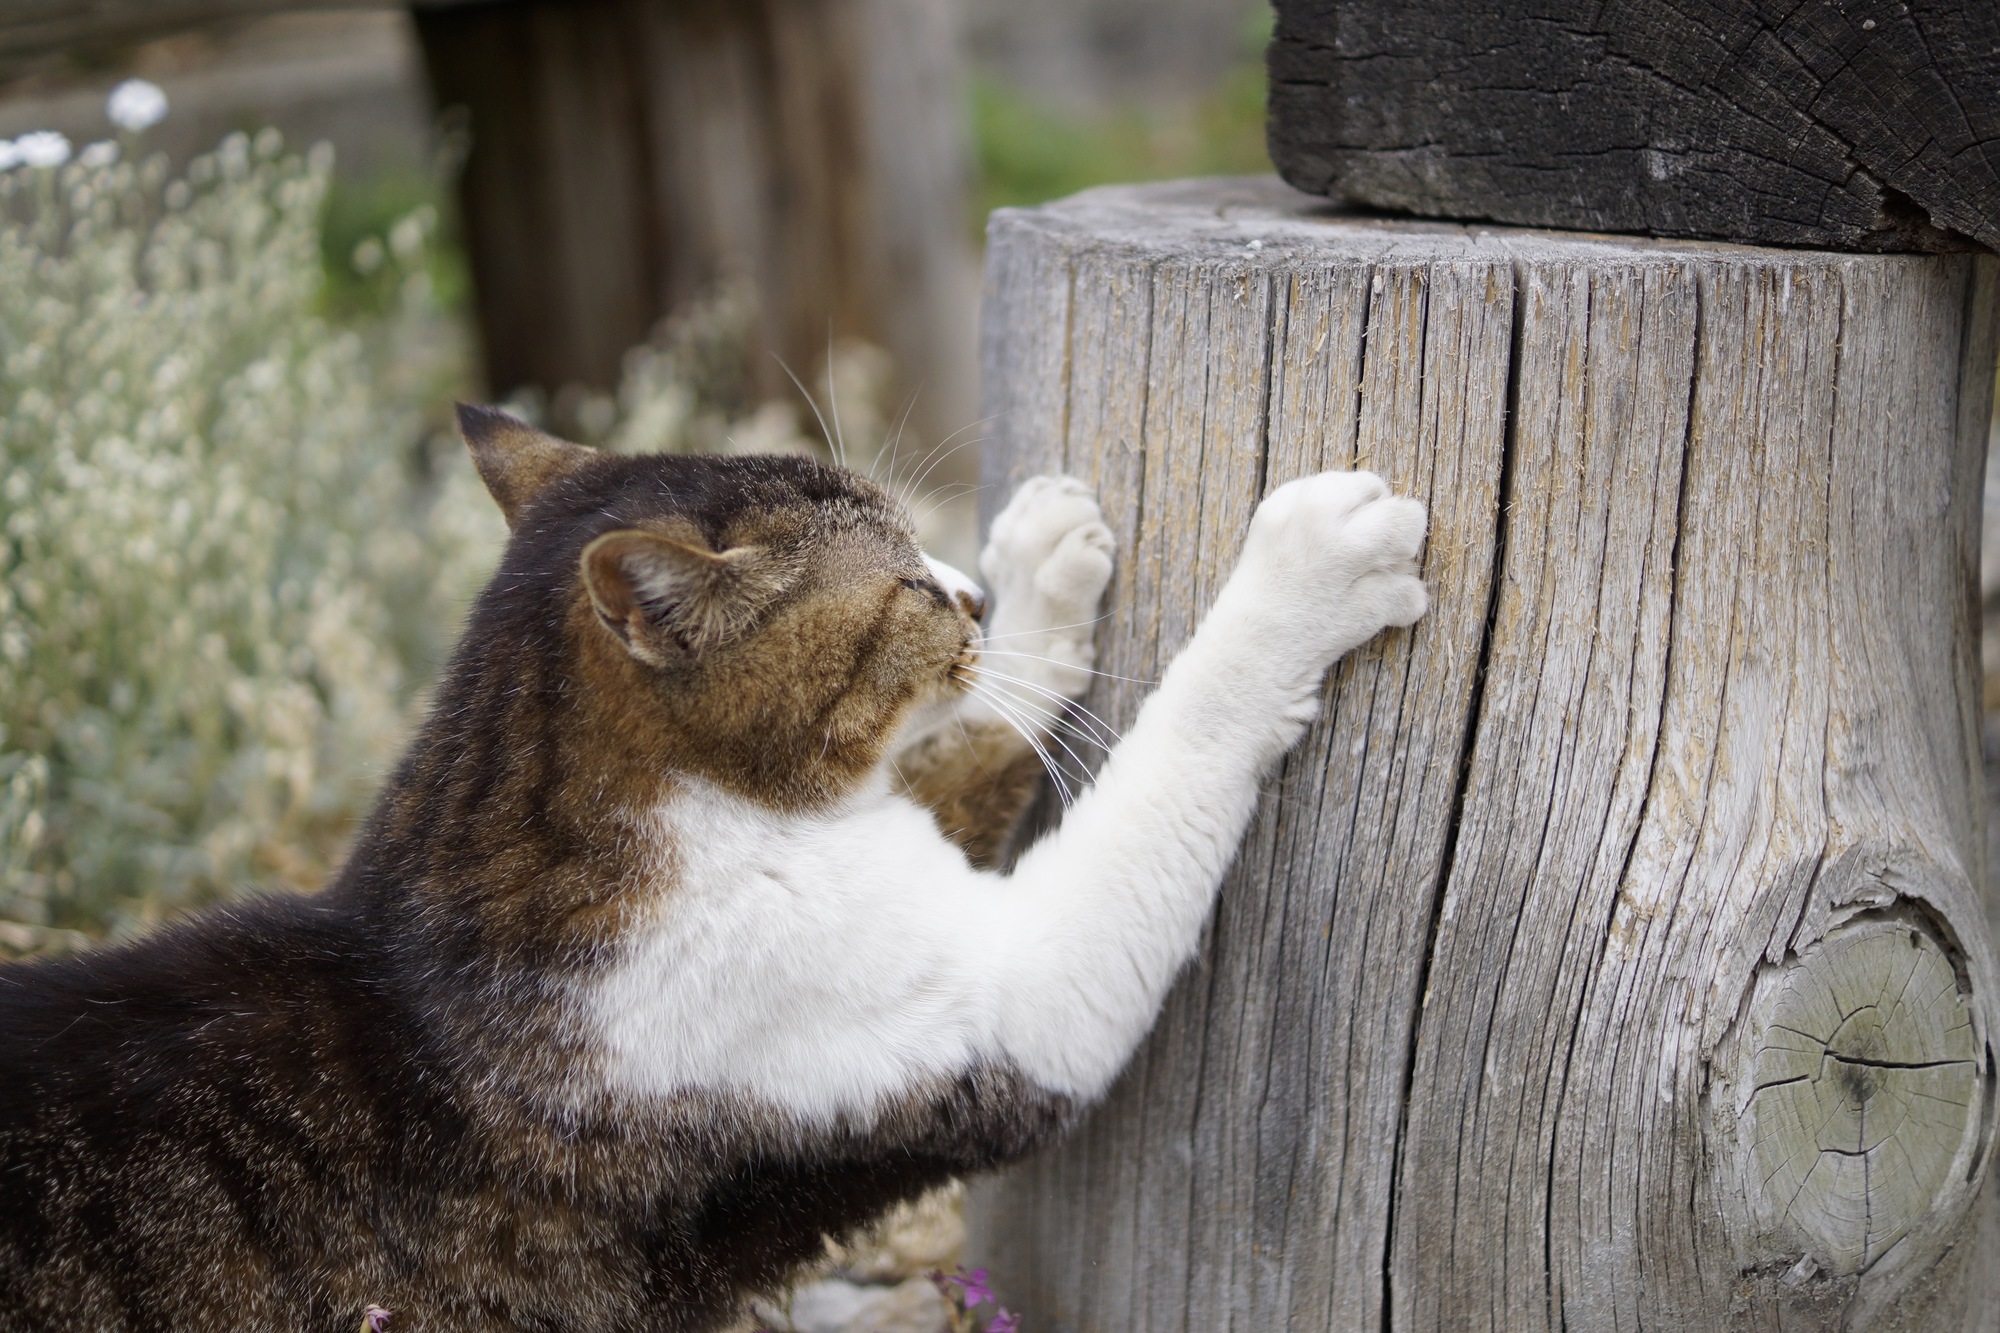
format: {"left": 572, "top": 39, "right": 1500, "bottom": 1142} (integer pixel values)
{"left": 987, "top": 1308, "right": 1021, "bottom": 1333}
{"left": 946, "top": 1266, "right": 995, "bottom": 1309}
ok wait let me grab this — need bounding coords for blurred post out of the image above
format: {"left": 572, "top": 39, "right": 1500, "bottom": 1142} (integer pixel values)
{"left": 412, "top": 0, "right": 979, "bottom": 448}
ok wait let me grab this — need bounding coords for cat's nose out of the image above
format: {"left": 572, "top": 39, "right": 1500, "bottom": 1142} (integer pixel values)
{"left": 924, "top": 554, "right": 987, "bottom": 622}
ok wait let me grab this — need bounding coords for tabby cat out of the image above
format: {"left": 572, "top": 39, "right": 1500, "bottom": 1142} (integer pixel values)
{"left": 0, "top": 405, "right": 1427, "bottom": 1331}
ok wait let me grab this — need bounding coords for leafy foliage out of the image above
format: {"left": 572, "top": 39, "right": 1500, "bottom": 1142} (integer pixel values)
{"left": 0, "top": 131, "right": 500, "bottom": 945}
{"left": 968, "top": 8, "right": 1272, "bottom": 223}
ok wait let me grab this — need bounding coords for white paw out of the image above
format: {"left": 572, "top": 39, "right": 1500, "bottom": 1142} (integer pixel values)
{"left": 978, "top": 475, "right": 1116, "bottom": 699}
{"left": 1236, "top": 470, "right": 1428, "bottom": 660}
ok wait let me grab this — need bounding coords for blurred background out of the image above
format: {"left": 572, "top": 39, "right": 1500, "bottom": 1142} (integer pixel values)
{"left": 0, "top": 0, "right": 1269, "bottom": 948}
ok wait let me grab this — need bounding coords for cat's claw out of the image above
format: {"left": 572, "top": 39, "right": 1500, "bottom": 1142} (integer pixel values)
{"left": 1237, "top": 470, "right": 1428, "bottom": 661}
{"left": 979, "top": 476, "right": 1116, "bottom": 698}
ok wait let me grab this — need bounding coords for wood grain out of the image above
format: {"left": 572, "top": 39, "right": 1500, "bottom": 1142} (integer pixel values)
{"left": 1266, "top": 0, "right": 2000, "bottom": 255}
{"left": 967, "top": 177, "right": 2000, "bottom": 1331}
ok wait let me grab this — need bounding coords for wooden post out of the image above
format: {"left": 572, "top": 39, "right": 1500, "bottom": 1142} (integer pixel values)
{"left": 412, "top": 0, "right": 977, "bottom": 440}
{"left": 967, "top": 177, "right": 2000, "bottom": 1330}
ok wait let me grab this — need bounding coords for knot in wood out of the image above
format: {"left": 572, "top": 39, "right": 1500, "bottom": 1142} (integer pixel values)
{"left": 1735, "top": 916, "right": 1982, "bottom": 1277}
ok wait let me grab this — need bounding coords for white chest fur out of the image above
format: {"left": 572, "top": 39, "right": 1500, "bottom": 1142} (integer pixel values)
{"left": 582, "top": 776, "right": 1011, "bottom": 1125}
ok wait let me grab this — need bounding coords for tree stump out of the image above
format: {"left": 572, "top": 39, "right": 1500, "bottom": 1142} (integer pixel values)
{"left": 967, "top": 177, "right": 2000, "bottom": 1330}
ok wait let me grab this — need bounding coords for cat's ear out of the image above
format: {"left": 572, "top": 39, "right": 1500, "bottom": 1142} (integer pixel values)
{"left": 456, "top": 402, "right": 596, "bottom": 528}
{"left": 581, "top": 528, "right": 791, "bottom": 665}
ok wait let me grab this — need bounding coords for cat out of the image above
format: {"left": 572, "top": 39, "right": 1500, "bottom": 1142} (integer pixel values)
{"left": 0, "top": 404, "right": 1427, "bottom": 1332}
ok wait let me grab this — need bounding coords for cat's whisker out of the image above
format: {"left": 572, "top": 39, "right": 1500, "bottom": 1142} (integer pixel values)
{"left": 908, "top": 481, "right": 987, "bottom": 537}
{"left": 974, "top": 678, "right": 1111, "bottom": 774}
{"left": 773, "top": 354, "right": 842, "bottom": 467}
{"left": 974, "top": 675, "right": 1105, "bottom": 745}
{"left": 982, "top": 690, "right": 1117, "bottom": 764}
{"left": 989, "top": 702, "right": 1076, "bottom": 807}
{"left": 912, "top": 479, "right": 980, "bottom": 505}
{"left": 972, "top": 668, "right": 1120, "bottom": 752}
{"left": 980, "top": 697, "right": 1118, "bottom": 770}
{"left": 974, "top": 649, "right": 1158, "bottom": 686}
{"left": 985, "top": 688, "right": 1104, "bottom": 790}
{"left": 978, "top": 613, "right": 1113, "bottom": 644}
{"left": 971, "top": 685, "right": 1075, "bottom": 806}
{"left": 916, "top": 414, "right": 998, "bottom": 472}
{"left": 871, "top": 383, "right": 924, "bottom": 484}
{"left": 973, "top": 668, "right": 1125, "bottom": 749}
{"left": 882, "top": 410, "right": 937, "bottom": 498}
{"left": 904, "top": 464, "right": 980, "bottom": 520}
{"left": 909, "top": 482, "right": 981, "bottom": 528}
{"left": 888, "top": 415, "right": 996, "bottom": 506}
{"left": 898, "top": 435, "right": 986, "bottom": 512}
{"left": 823, "top": 330, "right": 851, "bottom": 470}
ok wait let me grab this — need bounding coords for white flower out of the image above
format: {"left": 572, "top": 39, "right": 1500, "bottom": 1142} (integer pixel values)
{"left": 78, "top": 140, "right": 119, "bottom": 169}
{"left": 387, "top": 209, "right": 429, "bottom": 261}
{"left": 106, "top": 79, "right": 168, "bottom": 132}
{"left": 0, "top": 140, "right": 18, "bottom": 171}
{"left": 13, "top": 131, "right": 70, "bottom": 168}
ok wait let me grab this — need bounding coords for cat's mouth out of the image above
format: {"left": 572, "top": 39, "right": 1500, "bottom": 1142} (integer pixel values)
{"left": 946, "top": 638, "right": 980, "bottom": 694}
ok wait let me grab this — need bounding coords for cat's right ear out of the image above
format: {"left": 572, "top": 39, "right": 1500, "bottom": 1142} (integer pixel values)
{"left": 456, "top": 402, "right": 596, "bottom": 528}
{"left": 580, "top": 528, "right": 792, "bottom": 667}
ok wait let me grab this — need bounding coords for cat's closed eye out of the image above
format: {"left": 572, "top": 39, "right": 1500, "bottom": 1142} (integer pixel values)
{"left": 898, "top": 575, "right": 952, "bottom": 610}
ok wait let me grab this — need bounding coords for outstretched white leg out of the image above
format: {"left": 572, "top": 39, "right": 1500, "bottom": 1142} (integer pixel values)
{"left": 988, "top": 470, "right": 1428, "bottom": 1098}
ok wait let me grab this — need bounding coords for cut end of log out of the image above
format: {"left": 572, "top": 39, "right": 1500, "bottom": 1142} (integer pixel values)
{"left": 1721, "top": 902, "right": 1990, "bottom": 1281}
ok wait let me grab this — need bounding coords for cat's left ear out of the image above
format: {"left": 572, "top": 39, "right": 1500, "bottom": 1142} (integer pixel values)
{"left": 581, "top": 528, "right": 791, "bottom": 666}
{"left": 456, "top": 402, "right": 596, "bottom": 528}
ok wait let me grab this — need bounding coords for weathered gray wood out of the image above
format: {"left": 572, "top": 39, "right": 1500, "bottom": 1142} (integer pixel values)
{"left": 967, "top": 177, "right": 2000, "bottom": 1331}
{"left": 1266, "top": 0, "right": 2000, "bottom": 255}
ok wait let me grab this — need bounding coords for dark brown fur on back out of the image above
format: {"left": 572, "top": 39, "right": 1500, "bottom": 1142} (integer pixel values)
{"left": 0, "top": 421, "right": 1065, "bottom": 1331}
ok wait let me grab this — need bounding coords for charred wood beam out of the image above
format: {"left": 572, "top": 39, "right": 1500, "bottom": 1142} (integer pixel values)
{"left": 1266, "top": 0, "right": 2000, "bottom": 253}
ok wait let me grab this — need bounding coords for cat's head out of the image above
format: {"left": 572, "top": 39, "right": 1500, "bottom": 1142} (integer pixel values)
{"left": 454, "top": 404, "right": 983, "bottom": 809}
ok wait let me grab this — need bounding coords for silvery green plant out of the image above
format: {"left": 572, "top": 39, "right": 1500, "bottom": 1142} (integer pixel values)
{"left": 0, "top": 120, "right": 501, "bottom": 945}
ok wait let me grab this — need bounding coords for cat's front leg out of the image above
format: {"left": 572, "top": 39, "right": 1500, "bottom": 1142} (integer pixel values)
{"left": 991, "top": 470, "right": 1427, "bottom": 1101}
{"left": 891, "top": 477, "right": 1115, "bottom": 863}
